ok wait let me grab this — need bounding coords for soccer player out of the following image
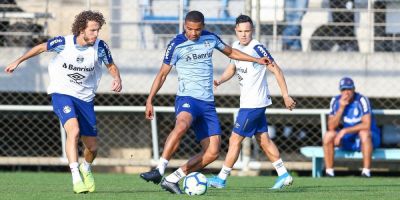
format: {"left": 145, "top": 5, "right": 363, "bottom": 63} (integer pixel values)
{"left": 323, "top": 77, "right": 380, "bottom": 177}
{"left": 207, "top": 15, "right": 296, "bottom": 189}
{"left": 4, "top": 11, "right": 122, "bottom": 193}
{"left": 140, "top": 11, "right": 271, "bottom": 194}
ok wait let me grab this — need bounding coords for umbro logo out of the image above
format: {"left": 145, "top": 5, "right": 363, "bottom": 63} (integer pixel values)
{"left": 67, "top": 73, "right": 85, "bottom": 81}
{"left": 235, "top": 123, "right": 240, "bottom": 128}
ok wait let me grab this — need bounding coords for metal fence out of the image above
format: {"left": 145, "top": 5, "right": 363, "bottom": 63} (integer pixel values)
{"left": 1, "top": 105, "right": 399, "bottom": 170}
{"left": 1, "top": 0, "right": 400, "bottom": 171}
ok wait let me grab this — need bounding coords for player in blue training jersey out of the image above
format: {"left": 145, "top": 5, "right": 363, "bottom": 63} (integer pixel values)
{"left": 5, "top": 11, "right": 122, "bottom": 193}
{"left": 208, "top": 15, "right": 296, "bottom": 190}
{"left": 140, "top": 11, "right": 271, "bottom": 194}
{"left": 323, "top": 77, "right": 380, "bottom": 177}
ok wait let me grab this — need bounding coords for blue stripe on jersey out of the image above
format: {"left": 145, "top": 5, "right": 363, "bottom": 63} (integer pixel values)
{"left": 253, "top": 44, "right": 274, "bottom": 61}
{"left": 163, "top": 34, "right": 187, "bottom": 65}
{"left": 47, "top": 36, "right": 65, "bottom": 53}
{"left": 98, "top": 40, "right": 113, "bottom": 65}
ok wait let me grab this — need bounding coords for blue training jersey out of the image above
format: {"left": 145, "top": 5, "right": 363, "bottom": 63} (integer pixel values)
{"left": 329, "top": 92, "right": 379, "bottom": 131}
{"left": 46, "top": 35, "right": 114, "bottom": 65}
{"left": 163, "top": 30, "right": 226, "bottom": 101}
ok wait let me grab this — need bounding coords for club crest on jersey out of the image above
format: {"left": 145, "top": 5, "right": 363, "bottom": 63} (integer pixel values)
{"left": 76, "top": 55, "right": 84, "bottom": 63}
{"left": 63, "top": 106, "right": 71, "bottom": 114}
{"left": 204, "top": 40, "right": 211, "bottom": 48}
{"left": 353, "top": 108, "right": 359, "bottom": 116}
{"left": 182, "top": 103, "right": 191, "bottom": 108}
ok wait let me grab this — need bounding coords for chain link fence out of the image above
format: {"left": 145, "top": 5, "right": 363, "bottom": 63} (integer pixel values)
{"left": 1, "top": 0, "right": 400, "bottom": 172}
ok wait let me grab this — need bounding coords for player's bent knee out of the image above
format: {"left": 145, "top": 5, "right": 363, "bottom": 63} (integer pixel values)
{"left": 86, "top": 146, "right": 97, "bottom": 154}
{"left": 323, "top": 131, "right": 335, "bottom": 144}
{"left": 174, "top": 122, "right": 190, "bottom": 134}
{"left": 359, "top": 131, "right": 372, "bottom": 144}
{"left": 66, "top": 128, "right": 80, "bottom": 139}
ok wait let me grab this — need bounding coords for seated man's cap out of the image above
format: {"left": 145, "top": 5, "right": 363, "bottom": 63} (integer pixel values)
{"left": 339, "top": 77, "right": 355, "bottom": 90}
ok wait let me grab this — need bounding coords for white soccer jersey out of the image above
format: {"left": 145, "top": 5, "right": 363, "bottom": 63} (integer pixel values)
{"left": 231, "top": 39, "right": 274, "bottom": 108}
{"left": 47, "top": 35, "right": 102, "bottom": 102}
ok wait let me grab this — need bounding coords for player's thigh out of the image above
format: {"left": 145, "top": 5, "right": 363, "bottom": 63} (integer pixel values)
{"left": 73, "top": 98, "right": 97, "bottom": 137}
{"left": 51, "top": 93, "right": 78, "bottom": 127}
{"left": 175, "top": 111, "right": 193, "bottom": 132}
{"left": 233, "top": 107, "right": 266, "bottom": 138}
{"left": 192, "top": 101, "right": 221, "bottom": 142}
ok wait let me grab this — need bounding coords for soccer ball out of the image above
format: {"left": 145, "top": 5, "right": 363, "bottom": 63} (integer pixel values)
{"left": 182, "top": 172, "right": 208, "bottom": 195}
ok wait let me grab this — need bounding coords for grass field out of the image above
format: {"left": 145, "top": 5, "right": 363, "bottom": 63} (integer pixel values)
{"left": 0, "top": 172, "right": 399, "bottom": 200}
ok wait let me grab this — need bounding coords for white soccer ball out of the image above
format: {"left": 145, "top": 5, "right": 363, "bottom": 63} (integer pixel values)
{"left": 182, "top": 172, "right": 208, "bottom": 195}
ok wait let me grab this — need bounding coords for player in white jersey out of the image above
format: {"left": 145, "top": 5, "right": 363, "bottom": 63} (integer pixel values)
{"left": 208, "top": 15, "right": 296, "bottom": 189}
{"left": 140, "top": 11, "right": 271, "bottom": 194}
{"left": 4, "top": 11, "right": 122, "bottom": 194}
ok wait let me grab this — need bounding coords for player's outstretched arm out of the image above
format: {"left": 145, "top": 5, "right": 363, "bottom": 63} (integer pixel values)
{"left": 220, "top": 46, "right": 271, "bottom": 65}
{"left": 105, "top": 63, "right": 122, "bottom": 92}
{"left": 145, "top": 63, "right": 172, "bottom": 120}
{"left": 267, "top": 62, "right": 296, "bottom": 110}
{"left": 214, "top": 63, "right": 236, "bottom": 89}
{"left": 4, "top": 43, "right": 47, "bottom": 74}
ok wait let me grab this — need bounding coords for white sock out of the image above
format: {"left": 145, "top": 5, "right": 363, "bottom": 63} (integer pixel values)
{"left": 157, "top": 157, "right": 169, "bottom": 175}
{"left": 69, "top": 162, "right": 82, "bottom": 183}
{"left": 326, "top": 168, "right": 335, "bottom": 176}
{"left": 272, "top": 159, "right": 288, "bottom": 176}
{"left": 165, "top": 168, "right": 186, "bottom": 183}
{"left": 362, "top": 168, "right": 370, "bottom": 176}
{"left": 81, "top": 160, "right": 92, "bottom": 172}
{"left": 217, "top": 165, "right": 232, "bottom": 180}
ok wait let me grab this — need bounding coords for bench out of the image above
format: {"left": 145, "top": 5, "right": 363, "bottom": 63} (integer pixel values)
{"left": 300, "top": 146, "right": 400, "bottom": 178}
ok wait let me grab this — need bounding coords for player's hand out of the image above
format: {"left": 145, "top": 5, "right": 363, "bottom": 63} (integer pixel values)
{"left": 283, "top": 96, "right": 296, "bottom": 111}
{"left": 213, "top": 79, "right": 221, "bottom": 90}
{"left": 4, "top": 61, "right": 20, "bottom": 74}
{"left": 339, "top": 94, "right": 350, "bottom": 107}
{"left": 334, "top": 130, "right": 346, "bottom": 146}
{"left": 257, "top": 57, "right": 272, "bottom": 65}
{"left": 145, "top": 102, "right": 154, "bottom": 120}
{"left": 111, "top": 78, "right": 122, "bottom": 92}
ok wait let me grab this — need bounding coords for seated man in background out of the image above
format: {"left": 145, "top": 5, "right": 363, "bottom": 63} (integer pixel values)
{"left": 323, "top": 77, "right": 380, "bottom": 177}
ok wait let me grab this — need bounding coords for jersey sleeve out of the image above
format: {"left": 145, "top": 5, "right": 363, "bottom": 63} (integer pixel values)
{"left": 163, "top": 38, "right": 178, "bottom": 66}
{"left": 212, "top": 34, "right": 226, "bottom": 51}
{"left": 253, "top": 44, "right": 274, "bottom": 61}
{"left": 98, "top": 40, "right": 114, "bottom": 65}
{"left": 46, "top": 36, "right": 65, "bottom": 53}
{"left": 359, "top": 95, "right": 372, "bottom": 115}
{"left": 329, "top": 97, "right": 339, "bottom": 116}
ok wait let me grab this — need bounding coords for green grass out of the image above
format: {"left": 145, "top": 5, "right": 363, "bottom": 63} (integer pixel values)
{"left": 0, "top": 172, "right": 399, "bottom": 200}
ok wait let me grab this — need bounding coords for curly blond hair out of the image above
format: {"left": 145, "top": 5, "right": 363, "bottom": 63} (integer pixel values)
{"left": 71, "top": 10, "right": 106, "bottom": 36}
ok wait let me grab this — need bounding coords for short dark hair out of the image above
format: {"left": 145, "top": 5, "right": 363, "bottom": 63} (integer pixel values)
{"left": 71, "top": 10, "right": 106, "bottom": 36}
{"left": 185, "top": 10, "right": 204, "bottom": 24}
{"left": 235, "top": 14, "right": 253, "bottom": 27}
